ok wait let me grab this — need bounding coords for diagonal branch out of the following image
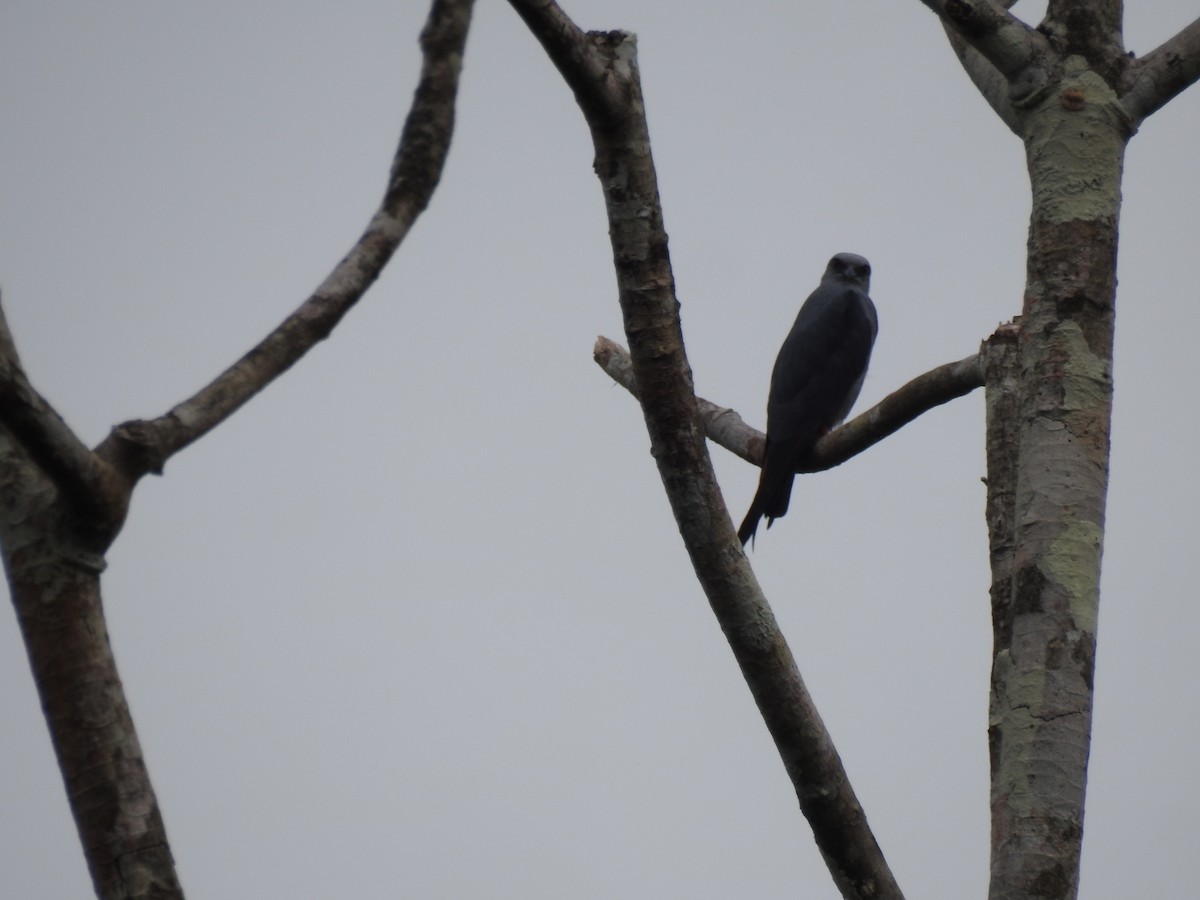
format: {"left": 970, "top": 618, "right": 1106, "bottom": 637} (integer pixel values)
{"left": 94, "top": 0, "right": 476, "bottom": 481}
{"left": 808, "top": 350, "right": 984, "bottom": 470}
{"left": 595, "top": 335, "right": 984, "bottom": 471}
{"left": 514, "top": 2, "right": 903, "bottom": 897}
{"left": 935, "top": 0, "right": 1023, "bottom": 132}
{"left": 919, "top": 0, "right": 1056, "bottom": 109}
{"left": 1120, "top": 16, "right": 1200, "bottom": 123}
{"left": 0, "top": 292, "right": 128, "bottom": 543}
{"left": 507, "top": 0, "right": 625, "bottom": 124}
{"left": 941, "top": 26, "right": 1021, "bottom": 133}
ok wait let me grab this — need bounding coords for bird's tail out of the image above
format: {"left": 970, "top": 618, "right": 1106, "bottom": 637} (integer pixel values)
{"left": 737, "top": 503, "right": 763, "bottom": 547}
{"left": 737, "top": 469, "right": 795, "bottom": 547}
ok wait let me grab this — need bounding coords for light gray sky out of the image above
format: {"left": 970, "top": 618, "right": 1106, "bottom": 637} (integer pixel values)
{"left": 1, "top": 2, "right": 1197, "bottom": 897}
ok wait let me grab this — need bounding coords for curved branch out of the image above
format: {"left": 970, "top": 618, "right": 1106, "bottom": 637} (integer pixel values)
{"left": 1120, "top": 16, "right": 1200, "bottom": 123}
{"left": 595, "top": 335, "right": 984, "bottom": 472}
{"left": 517, "top": 0, "right": 905, "bottom": 889}
{"left": 95, "top": 0, "right": 476, "bottom": 480}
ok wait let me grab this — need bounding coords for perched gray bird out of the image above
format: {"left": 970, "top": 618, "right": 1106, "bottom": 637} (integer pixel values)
{"left": 738, "top": 252, "right": 877, "bottom": 546}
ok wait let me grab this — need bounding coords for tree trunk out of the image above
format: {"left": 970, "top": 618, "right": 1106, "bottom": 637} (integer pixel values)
{"left": 986, "top": 57, "right": 1126, "bottom": 900}
{"left": 0, "top": 449, "right": 182, "bottom": 899}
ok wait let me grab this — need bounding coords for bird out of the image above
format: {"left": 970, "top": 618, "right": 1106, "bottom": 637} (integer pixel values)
{"left": 738, "top": 252, "right": 878, "bottom": 546}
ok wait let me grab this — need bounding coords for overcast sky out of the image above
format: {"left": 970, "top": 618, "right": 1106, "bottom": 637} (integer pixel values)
{"left": 2, "top": 2, "right": 1198, "bottom": 898}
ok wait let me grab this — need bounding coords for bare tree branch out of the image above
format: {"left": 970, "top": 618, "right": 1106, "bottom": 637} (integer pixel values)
{"left": 940, "top": 0, "right": 1022, "bottom": 135}
{"left": 595, "top": 335, "right": 984, "bottom": 472}
{"left": 944, "top": 33, "right": 1022, "bottom": 132}
{"left": 919, "top": 0, "right": 1056, "bottom": 108}
{"left": 1120, "top": 16, "right": 1200, "bottom": 123}
{"left": 507, "top": 0, "right": 625, "bottom": 123}
{"left": 515, "top": 2, "right": 903, "bottom": 896}
{"left": 809, "top": 351, "right": 984, "bottom": 469}
{"left": 95, "top": 0, "right": 476, "bottom": 481}
{"left": 0, "top": 292, "right": 128, "bottom": 544}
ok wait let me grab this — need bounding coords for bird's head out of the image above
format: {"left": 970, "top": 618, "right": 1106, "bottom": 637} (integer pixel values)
{"left": 824, "top": 252, "right": 871, "bottom": 292}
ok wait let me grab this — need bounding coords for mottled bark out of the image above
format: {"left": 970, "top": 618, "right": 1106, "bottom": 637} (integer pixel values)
{"left": 983, "top": 60, "right": 1124, "bottom": 900}
{"left": 1041, "top": 1, "right": 1126, "bottom": 86}
{"left": 982, "top": 324, "right": 1020, "bottom": 654}
{"left": 7, "top": 561, "right": 181, "bottom": 899}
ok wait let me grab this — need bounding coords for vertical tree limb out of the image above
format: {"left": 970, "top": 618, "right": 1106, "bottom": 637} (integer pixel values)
{"left": 985, "top": 58, "right": 1124, "bottom": 900}
{"left": 981, "top": 323, "right": 1022, "bottom": 894}
{"left": 1040, "top": 0, "right": 1127, "bottom": 86}
{"left": 939, "top": 11, "right": 1131, "bottom": 893}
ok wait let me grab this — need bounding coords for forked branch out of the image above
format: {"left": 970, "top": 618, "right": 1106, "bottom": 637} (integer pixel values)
{"left": 95, "top": 0, "right": 476, "bottom": 482}
{"left": 1, "top": 5, "right": 476, "bottom": 897}
{"left": 937, "top": 0, "right": 1023, "bottom": 134}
